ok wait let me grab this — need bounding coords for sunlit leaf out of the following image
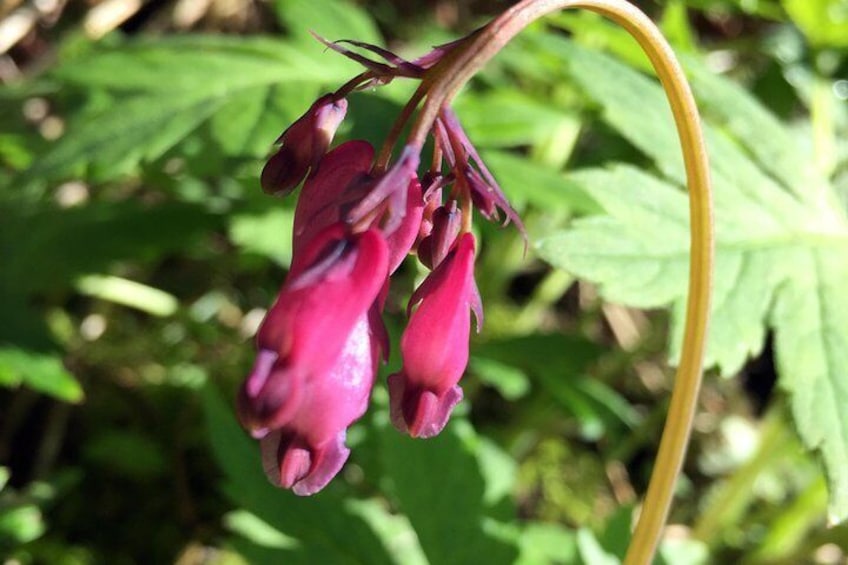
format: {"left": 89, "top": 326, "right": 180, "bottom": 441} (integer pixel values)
{"left": 378, "top": 419, "right": 519, "bottom": 565}
{"left": 274, "top": 0, "right": 382, "bottom": 45}
{"left": 537, "top": 40, "right": 848, "bottom": 522}
{"left": 229, "top": 207, "right": 295, "bottom": 267}
{"left": 782, "top": 0, "right": 848, "bottom": 48}
{"left": 22, "top": 36, "right": 354, "bottom": 182}
{"left": 0, "top": 347, "right": 83, "bottom": 402}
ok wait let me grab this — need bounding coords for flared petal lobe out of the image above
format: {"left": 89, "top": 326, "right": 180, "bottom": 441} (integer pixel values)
{"left": 388, "top": 233, "right": 482, "bottom": 437}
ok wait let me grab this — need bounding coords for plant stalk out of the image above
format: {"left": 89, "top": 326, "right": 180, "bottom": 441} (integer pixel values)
{"left": 410, "top": 1, "right": 714, "bottom": 562}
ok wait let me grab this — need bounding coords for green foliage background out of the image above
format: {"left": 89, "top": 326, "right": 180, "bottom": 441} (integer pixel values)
{"left": 1, "top": 0, "right": 847, "bottom": 562}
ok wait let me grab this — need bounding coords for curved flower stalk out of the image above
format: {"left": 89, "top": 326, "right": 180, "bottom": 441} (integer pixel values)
{"left": 239, "top": 1, "right": 713, "bottom": 563}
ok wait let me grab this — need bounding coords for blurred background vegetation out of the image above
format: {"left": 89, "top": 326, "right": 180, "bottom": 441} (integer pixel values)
{"left": 1, "top": 0, "right": 847, "bottom": 563}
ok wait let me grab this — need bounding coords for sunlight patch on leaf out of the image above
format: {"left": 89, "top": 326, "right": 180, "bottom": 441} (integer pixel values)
{"left": 23, "top": 36, "right": 353, "bottom": 183}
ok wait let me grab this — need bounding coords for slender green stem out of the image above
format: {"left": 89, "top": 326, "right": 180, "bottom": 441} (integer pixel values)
{"left": 411, "top": 1, "right": 714, "bottom": 562}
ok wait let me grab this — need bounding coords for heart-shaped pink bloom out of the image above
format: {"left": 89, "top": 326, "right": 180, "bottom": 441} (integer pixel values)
{"left": 239, "top": 224, "right": 388, "bottom": 435}
{"left": 260, "top": 313, "right": 381, "bottom": 495}
{"left": 388, "top": 232, "right": 482, "bottom": 438}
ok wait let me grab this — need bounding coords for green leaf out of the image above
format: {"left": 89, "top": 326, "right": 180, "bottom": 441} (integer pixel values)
{"left": 378, "top": 419, "right": 519, "bottom": 565}
{"left": 25, "top": 91, "right": 220, "bottom": 182}
{"left": 1, "top": 201, "right": 220, "bottom": 296}
{"left": 75, "top": 275, "right": 179, "bottom": 317}
{"left": 782, "top": 0, "right": 848, "bottom": 48}
{"left": 0, "top": 347, "right": 83, "bottom": 402}
{"left": 229, "top": 207, "right": 295, "bottom": 267}
{"left": 224, "top": 510, "right": 300, "bottom": 550}
{"left": 681, "top": 57, "right": 829, "bottom": 205}
{"left": 514, "top": 523, "right": 577, "bottom": 565}
{"left": 469, "top": 356, "right": 530, "bottom": 401}
{"left": 273, "top": 0, "right": 382, "bottom": 45}
{"left": 53, "top": 35, "right": 349, "bottom": 92}
{"left": 0, "top": 505, "right": 46, "bottom": 544}
{"left": 453, "top": 91, "right": 577, "bottom": 148}
{"left": 474, "top": 334, "right": 633, "bottom": 439}
{"left": 576, "top": 528, "right": 619, "bottom": 565}
{"left": 23, "top": 36, "right": 353, "bottom": 182}
{"left": 482, "top": 149, "right": 601, "bottom": 215}
{"left": 536, "top": 41, "right": 848, "bottom": 522}
{"left": 208, "top": 84, "right": 314, "bottom": 157}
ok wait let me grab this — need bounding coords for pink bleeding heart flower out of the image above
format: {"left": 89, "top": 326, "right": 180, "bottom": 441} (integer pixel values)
{"left": 388, "top": 232, "right": 482, "bottom": 438}
{"left": 238, "top": 224, "right": 389, "bottom": 436}
{"left": 291, "top": 140, "right": 422, "bottom": 272}
{"left": 260, "top": 95, "right": 348, "bottom": 197}
{"left": 260, "top": 313, "right": 382, "bottom": 495}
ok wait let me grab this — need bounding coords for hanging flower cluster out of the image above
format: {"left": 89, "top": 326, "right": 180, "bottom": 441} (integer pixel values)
{"left": 237, "top": 34, "right": 525, "bottom": 495}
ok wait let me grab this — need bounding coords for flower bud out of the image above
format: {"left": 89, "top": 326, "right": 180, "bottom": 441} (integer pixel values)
{"left": 260, "top": 95, "right": 348, "bottom": 197}
{"left": 388, "top": 233, "right": 482, "bottom": 437}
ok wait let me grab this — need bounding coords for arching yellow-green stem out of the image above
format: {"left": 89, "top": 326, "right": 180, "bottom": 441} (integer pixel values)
{"left": 406, "top": 1, "right": 715, "bottom": 562}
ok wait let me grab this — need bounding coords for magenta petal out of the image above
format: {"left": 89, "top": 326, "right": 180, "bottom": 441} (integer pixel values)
{"left": 286, "top": 229, "right": 388, "bottom": 372}
{"left": 258, "top": 315, "right": 378, "bottom": 495}
{"left": 388, "top": 373, "right": 463, "bottom": 438}
{"left": 243, "top": 349, "right": 278, "bottom": 397}
{"left": 291, "top": 434, "right": 351, "bottom": 496}
{"left": 368, "top": 294, "right": 390, "bottom": 363}
{"left": 416, "top": 202, "right": 460, "bottom": 269}
{"left": 262, "top": 432, "right": 351, "bottom": 496}
{"left": 257, "top": 225, "right": 389, "bottom": 378}
{"left": 292, "top": 315, "right": 378, "bottom": 445}
{"left": 347, "top": 146, "right": 420, "bottom": 229}
{"left": 402, "top": 233, "right": 477, "bottom": 380}
{"left": 261, "top": 146, "right": 309, "bottom": 198}
{"left": 293, "top": 140, "right": 375, "bottom": 256}
{"left": 280, "top": 441, "right": 312, "bottom": 489}
{"left": 311, "top": 97, "right": 349, "bottom": 163}
{"left": 237, "top": 359, "right": 304, "bottom": 436}
{"left": 385, "top": 178, "right": 424, "bottom": 273}
{"left": 260, "top": 430, "right": 285, "bottom": 486}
